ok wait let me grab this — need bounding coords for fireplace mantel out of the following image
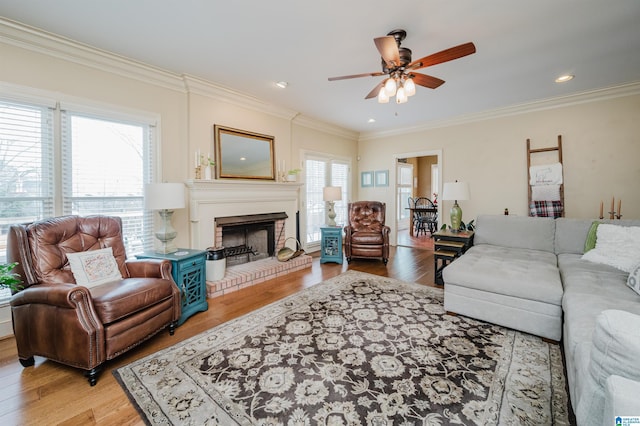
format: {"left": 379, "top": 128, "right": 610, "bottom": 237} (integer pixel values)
{"left": 185, "top": 179, "right": 302, "bottom": 250}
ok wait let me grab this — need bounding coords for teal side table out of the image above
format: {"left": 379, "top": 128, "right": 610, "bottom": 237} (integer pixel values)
{"left": 320, "top": 226, "right": 343, "bottom": 264}
{"left": 137, "top": 249, "right": 208, "bottom": 326}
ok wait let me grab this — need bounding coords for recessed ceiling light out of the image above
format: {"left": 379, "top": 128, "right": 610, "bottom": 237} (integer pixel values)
{"left": 555, "top": 74, "right": 574, "bottom": 83}
{"left": 368, "top": 118, "right": 376, "bottom": 123}
{"left": 275, "top": 81, "right": 288, "bottom": 89}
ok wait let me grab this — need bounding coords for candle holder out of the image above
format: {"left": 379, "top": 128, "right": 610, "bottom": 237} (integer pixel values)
{"left": 278, "top": 171, "right": 287, "bottom": 182}
{"left": 616, "top": 214, "right": 623, "bottom": 220}
{"left": 195, "top": 166, "right": 202, "bottom": 180}
{"left": 608, "top": 211, "right": 616, "bottom": 220}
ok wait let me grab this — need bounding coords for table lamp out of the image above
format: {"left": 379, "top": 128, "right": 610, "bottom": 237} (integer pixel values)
{"left": 144, "top": 182, "right": 185, "bottom": 253}
{"left": 442, "top": 181, "right": 470, "bottom": 232}
{"left": 323, "top": 186, "right": 342, "bottom": 227}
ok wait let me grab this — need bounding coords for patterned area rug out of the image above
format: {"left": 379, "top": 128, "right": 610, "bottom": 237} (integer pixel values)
{"left": 114, "top": 270, "right": 569, "bottom": 425}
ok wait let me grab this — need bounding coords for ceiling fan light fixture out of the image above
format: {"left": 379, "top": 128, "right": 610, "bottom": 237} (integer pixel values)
{"left": 384, "top": 78, "right": 397, "bottom": 96}
{"left": 404, "top": 78, "right": 416, "bottom": 96}
{"left": 396, "top": 86, "right": 408, "bottom": 104}
{"left": 378, "top": 88, "right": 390, "bottom": 103}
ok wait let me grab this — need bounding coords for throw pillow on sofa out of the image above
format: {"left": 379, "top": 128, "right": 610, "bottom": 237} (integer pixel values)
{"left": 584, "top": 221, "right": 601, "bottom": 253}
{"left": 581, "top": 224, "right": 640, "bottom": 273}
{"left": 627, "top": 262, "right": 640, "bottom": 296}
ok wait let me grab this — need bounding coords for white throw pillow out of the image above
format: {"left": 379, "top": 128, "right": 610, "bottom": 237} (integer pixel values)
{"left": 67, "top": 247, "right": 123, "bottom": 288}
{"left": 627, "top": 262, "right": 640, "bottom": 296}
{"left": 581, "top": 224, "right": 640, "bottom": 273}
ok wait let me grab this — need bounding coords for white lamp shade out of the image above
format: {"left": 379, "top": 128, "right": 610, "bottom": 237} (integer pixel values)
{"left": 442, "top": 182, "right": 470, "bottom": 201}
{"left": 323, "top": 186, "right": 342, "bottom": 202}
{"left": 145, "top": 183, "right": 186, "bottom": 210}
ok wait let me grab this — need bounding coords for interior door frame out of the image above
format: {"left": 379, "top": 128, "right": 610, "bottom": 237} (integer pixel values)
{"left": 391, "top": 149, "right": 442, "bottom": 246}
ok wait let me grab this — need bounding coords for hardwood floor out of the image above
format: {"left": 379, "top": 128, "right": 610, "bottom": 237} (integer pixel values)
{"left": 0, "top": 245, "right": 436, "bottom": 426}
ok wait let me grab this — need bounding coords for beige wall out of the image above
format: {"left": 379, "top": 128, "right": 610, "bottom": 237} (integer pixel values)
{"left": 0, "top": 38, "right": 358, "bottom": 250}
{"left": 417, "top": 156, "right": 437, "bottom": 198}
{"left": 358, "top": 94, "right": 640, "bottom": 241}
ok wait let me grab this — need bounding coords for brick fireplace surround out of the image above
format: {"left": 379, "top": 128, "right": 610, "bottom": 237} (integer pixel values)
{"left": 185, "top": 180, "right": 312, "bottom": 298}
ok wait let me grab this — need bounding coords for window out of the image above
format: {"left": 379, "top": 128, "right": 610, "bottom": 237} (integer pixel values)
{"left": 0, "top": 94, "right": 156, "bottom": 303}
{"left": 62, "top": 112, "right": 155, "bottom": 255}
{"left": 303, "top": 154, "right": 350, "bottom": 249}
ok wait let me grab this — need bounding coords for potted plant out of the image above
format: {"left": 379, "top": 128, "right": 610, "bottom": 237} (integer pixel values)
{"left": 0, "top": 262, "right": 23, "bottom": 293}
{"left": 287, "top": 168, "right": 302, "bottom": 182}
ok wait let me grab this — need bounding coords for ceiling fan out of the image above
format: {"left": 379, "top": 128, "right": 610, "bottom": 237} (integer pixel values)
{"left": 328, "top": 29, "right": 476, "bottom": 104}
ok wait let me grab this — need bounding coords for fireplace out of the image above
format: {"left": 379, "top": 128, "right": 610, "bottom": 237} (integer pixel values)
{"left": 215, "top": 212, "right": 287, "bottom": 266}
{"left": 186, "top": 180, "right": 312, "bottom": 299}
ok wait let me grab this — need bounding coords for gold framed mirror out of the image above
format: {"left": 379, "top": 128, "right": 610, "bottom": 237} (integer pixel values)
{"left": 214, "top": 125, "right": 275, "bottom": 180}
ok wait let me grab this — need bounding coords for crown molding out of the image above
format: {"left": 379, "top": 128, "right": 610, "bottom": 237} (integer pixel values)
{"left": 292, "top": 115, "right": 359, "bottom": 141}
{"left": 0, "top": 17, "right": 186, "bottom": 93}
{"left": 359, "top": 81, "right": 640, "bottom": 141}
{"left": 182, "top": 74, "right": 299, "bottom": 121}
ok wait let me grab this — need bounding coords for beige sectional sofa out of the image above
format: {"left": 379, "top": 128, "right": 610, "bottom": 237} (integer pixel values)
{"left": 443, "top": 214, "right": 640, "bottom": 425}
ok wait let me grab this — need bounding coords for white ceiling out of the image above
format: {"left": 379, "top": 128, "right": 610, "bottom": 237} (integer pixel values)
{"left": 2, "top": 0, "right": 640, "bottom": 134}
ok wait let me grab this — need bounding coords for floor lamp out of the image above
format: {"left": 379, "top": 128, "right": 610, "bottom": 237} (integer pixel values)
{"left": 145, "top": 183, "right": 185, "bottom": 253}
{"left": 323, "top": 186, "right": 342, "bottom": 227}
{"left": 442, "top": 181, "right": 470, "bottom": 232}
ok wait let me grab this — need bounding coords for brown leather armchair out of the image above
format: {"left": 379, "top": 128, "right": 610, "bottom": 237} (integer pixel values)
{"left": 343, "top": 201, "right": 390, "bottom": 264}
{"left": 7, "top": 215, "right": 181, "bottom": 386}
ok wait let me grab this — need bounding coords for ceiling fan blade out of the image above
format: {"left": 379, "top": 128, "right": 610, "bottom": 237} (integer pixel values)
{"left": 365, "top": 81, "right": 385, "bottom": 99}
{"left": 410, "top": 73, "right": 445, "bottom": 89}
{"left": 407, "top": 42, "right": 476, "bottom": 70}
{"left": 374, "top": 36, "right": 400, "bottom": 68}
{"left": 328, "top": 72, "right": 385, "bottom": 81}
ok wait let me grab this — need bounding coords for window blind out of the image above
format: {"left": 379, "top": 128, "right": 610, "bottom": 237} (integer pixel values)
{"left": 0, "top": 99, "right": 55, "bottom": 301}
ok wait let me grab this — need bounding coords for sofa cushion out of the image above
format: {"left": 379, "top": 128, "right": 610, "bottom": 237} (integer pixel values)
{"left": 474, "top": 215, "right": 556, "bottom": 252}
{"left": 555, "top": 218, "right": 640, "bottom": 255}
{"left": 351, "top": 231, "right": 384, "bottom": 245}
{"left": 443, "top": 244, "right": 562, "bottom": 305}
{"left": 576, "top": 310, "right": 640, "bottom": 426}
{"left": 560, "top": 253, "right": 640, "bottom": 365}
{"left": 89, "top": 277, "right": 176, "bottom": 324}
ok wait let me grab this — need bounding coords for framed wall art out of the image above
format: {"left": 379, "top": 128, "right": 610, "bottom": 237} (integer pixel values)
{"left": 361, "top": 171, "right": 373, "bottom": 188}
{"left": 375, "top": 170, "right": 389, "bottom": 187}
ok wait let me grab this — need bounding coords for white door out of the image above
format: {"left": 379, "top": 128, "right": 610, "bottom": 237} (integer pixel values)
{"left": 396, "top": 163, "right": 414, "bottom": 230}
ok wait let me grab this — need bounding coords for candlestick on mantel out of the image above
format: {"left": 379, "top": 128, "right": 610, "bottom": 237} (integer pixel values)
{"left": 617, "top": 199, "right": 622, "bottom": 217}
{"left": 610, "top": 197, "right": 615, "bottom": 220}
{"left": 599, "top": 201, "right": 604, "bottom": 219}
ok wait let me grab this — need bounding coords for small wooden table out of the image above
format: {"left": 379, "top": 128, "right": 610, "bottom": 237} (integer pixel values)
{"left": 433, "top": 229, "right": 474, "bottom": 285}
{"left": 405, "top": 207, "right": 438, "bottom": 236}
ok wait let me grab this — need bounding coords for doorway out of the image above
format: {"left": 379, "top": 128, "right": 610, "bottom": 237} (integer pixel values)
{"left": 394, "top": 150, "right": 442, "bottom": 249}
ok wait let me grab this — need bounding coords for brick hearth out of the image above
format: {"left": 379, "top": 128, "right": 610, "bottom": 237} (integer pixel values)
{"left": 206, "top": 254, "right": 313, "bottom": 298}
